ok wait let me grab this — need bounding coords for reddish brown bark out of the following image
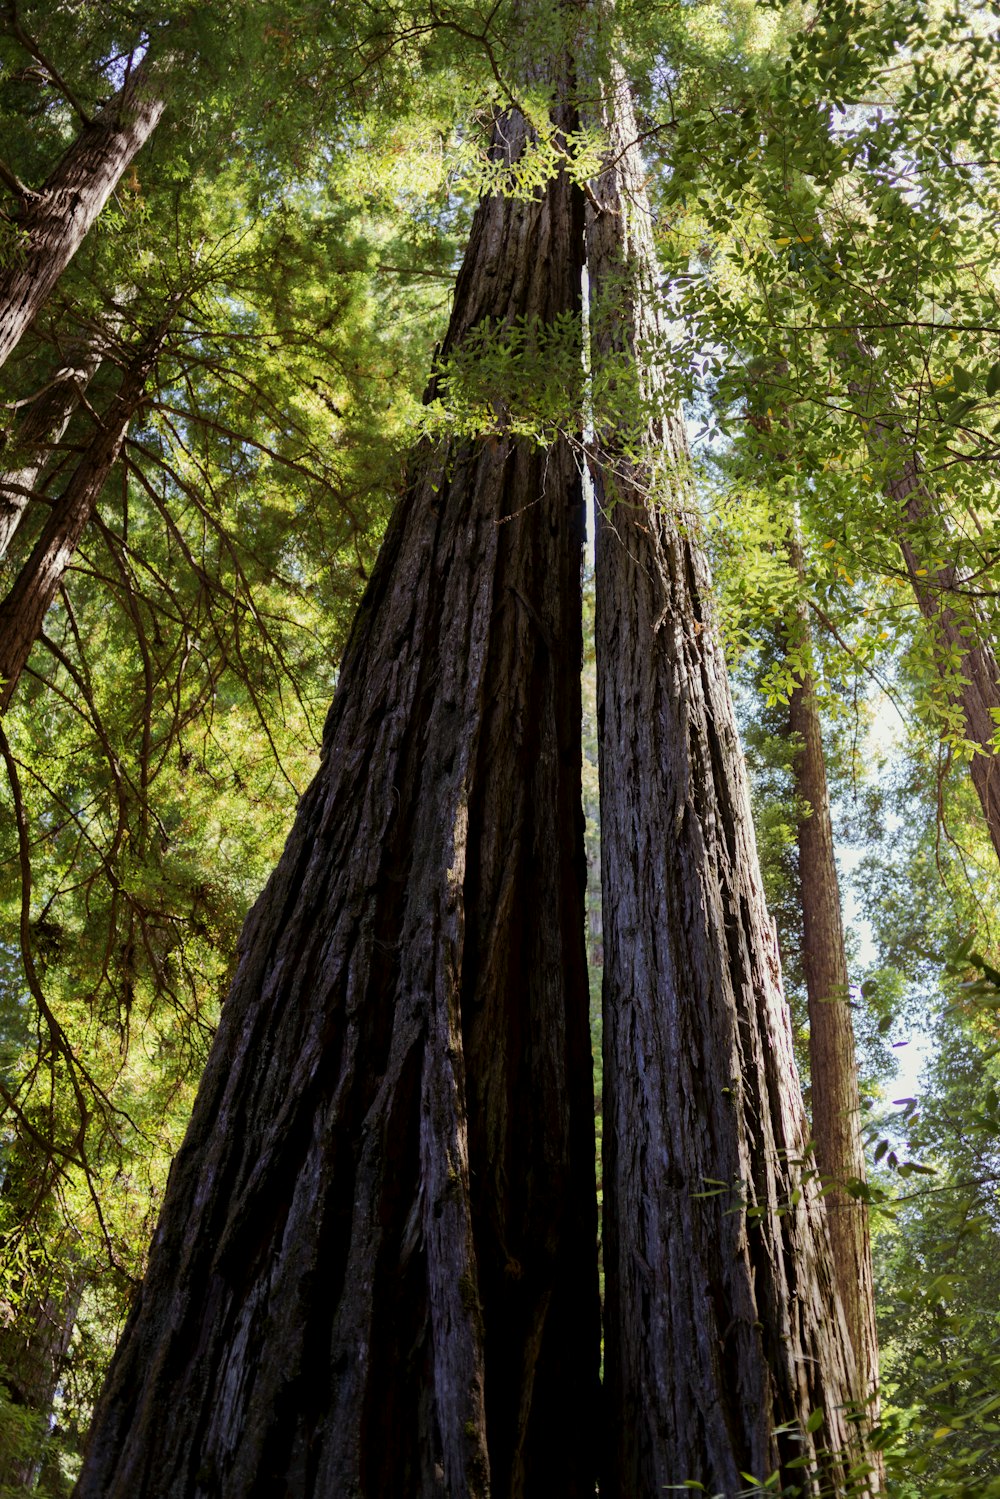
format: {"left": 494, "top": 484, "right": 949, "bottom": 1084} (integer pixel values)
{"left": 0, "top": 64, "right": 163, "bottom": 371}
{"left": 76, "top": 105, "right": 599, "bottom": 1499}
{"left": 0, "top": 333, "right": 159, "bottom": 711}
{"left": 787, "top": 534, "right": 881, "bottom": 1434}
{"left": 588, "top": 76, "right": 869, "bottom": 1496}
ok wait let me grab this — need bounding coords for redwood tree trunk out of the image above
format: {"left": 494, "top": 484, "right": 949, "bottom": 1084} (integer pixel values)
{"left": 0, "top": 343, "right": 102, "bottom": 560}
{"left": 0, "top": 65, "right": 163, "bottom": 371}
{"left": 786, "top": 532, "right": 881, "bottom": 1429}
{"left": 76, "top": 106, "right": 599, "bottom": 1499}
{"left": 0, "top": 333, "right": 159, "bottom": 711}
{"left": 588, "top": 81, "right": 867, "bottom": 1496}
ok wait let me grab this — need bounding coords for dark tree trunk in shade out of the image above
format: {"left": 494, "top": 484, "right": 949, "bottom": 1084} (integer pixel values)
{"left": 0, "top": 65, "right": 163, "bottom": 371}
{"left": 75, "top": 107, "right": 600, "bottom": 1499}
{"left": 588, "top": 76, "right": 870, "bottom": 1497}
{"left": 0, "top": 343, "right": 103, "bottom": 560}
{"left": 0, "top": 331, "right": 161, "bottom": 711}
{"left": 786, "top": 532, "right": 881, "bottom": 1439}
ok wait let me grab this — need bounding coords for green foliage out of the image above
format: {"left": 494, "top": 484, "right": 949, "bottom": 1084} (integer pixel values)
{"left": 2, "top": 0, "right": 1000, "bottom": 1486}
{"left": 424, "top": 310, "right": 584, "bottom": 442}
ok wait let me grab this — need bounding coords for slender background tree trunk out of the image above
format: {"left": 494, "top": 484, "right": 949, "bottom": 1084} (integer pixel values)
{"left": 0, "top": 329, "right": 161, "bottom": 711}
{"left": 0, "top": 63, "right": 163, "bottom": 370}
{"left": 588, "top": 72, "right": 868, "bottom": 1497}
{"left": 786, "top": 531, "right": 881, "bottom": 1437}
{"left": 894, "top": 472, "right": 1000, "bottom": 859}
{"left": 851, "top": 357, "right": 1000, "bottom": 861}
{"left": 0, "top": 341, "right": 102, "bottom": 560}
{"left": 0, "top": 1269, "right": 85, "bottom": 1488}
{"left": 76, "top": 103, "right": 600, "bottom": 1499}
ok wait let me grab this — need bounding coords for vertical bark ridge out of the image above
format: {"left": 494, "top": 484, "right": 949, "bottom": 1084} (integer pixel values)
{"left": 587, "top": 70, "right": 867, "bottom": 1497}
{"left": 76, "top": 103, "right": 599, "bottom": 1499}
{"left": 0, "top": 65, "right": 163, "bottom": 371}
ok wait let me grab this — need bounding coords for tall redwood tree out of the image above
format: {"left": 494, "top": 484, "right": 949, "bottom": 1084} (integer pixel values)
{"left": 587, "top": 70, "right": 871, "bottom": 1496}
{"left": 0, "top": 339, "right": 102, "bottom": 560}
{"left": 0, "top": 326, "right": 164, "bottom": 711}
{"left": 76, "top": 98, "right": 600, "bottom": 1499}
{"left": 786, "top": 531, "right": 881, "bottom": 1433}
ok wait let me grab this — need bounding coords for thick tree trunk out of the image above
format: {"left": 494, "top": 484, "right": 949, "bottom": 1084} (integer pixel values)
{"left": 0, "top": 343, "right": 102, "bottom": 560}
{"left": 0, "top": 333, "right": 159, "bottom": 711}
{"left": 0, "top": 65, "right": 163, "bottom": 371}
{"left": 588, "top": 78, "right": 868, "bottom": 1496}
{"left": 786, "top": 533, "right": 881, "bottom": 1433}
{"left": 76, "top": 107, "right": 599, "bottom": 1499}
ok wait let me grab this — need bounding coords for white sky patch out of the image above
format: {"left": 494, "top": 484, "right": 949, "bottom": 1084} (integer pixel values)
{"left": 581, "top": 261, "right": 595, "bottom": 569}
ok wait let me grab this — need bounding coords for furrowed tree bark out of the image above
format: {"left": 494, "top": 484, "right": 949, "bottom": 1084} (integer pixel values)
{"left": 0, "top": 342, "right": 102, "bottom": 560}
{"left": 0, "top": 330, "right": 161, "bottom": 711}
{"left": 76, "top": 105, "right": 600, "bottom": 1499}
{"left": 0, "top": 63, "right": 163, "bottom": 371}
{"left": 587, "top": 75, "right": 870, "bottom": 1496}
{"left": 786, "top": 532, "right": 881, "bottom": 1439}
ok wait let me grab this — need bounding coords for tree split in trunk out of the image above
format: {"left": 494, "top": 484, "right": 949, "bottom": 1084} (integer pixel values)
{"left": 71, "top": 51, "right": 879, "bottom": 1499}
{"left": 587, "top": 70, "right": 870, "bottom": 1497}
{"left": 75, "top": 102, "right": 600, "bottom": 1499}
